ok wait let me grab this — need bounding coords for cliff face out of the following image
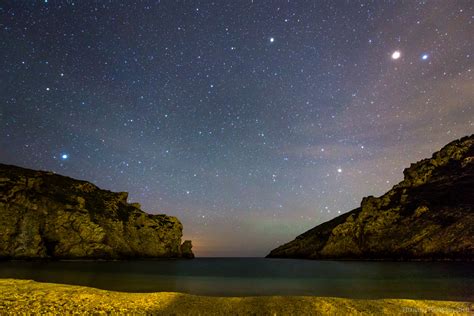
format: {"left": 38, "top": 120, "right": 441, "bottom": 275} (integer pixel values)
{"left": 0, "top": 164, "right": 193, "bottom": 259}
{"left": 267, "top": 135, "right": 474, "bottom": 260}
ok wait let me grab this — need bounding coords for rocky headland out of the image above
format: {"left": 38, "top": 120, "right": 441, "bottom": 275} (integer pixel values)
{"left": 0, "top": 163, "right": 193, "bottom": 259}
{"left": 268, "top": 135, "right": 474, "bottom": 260}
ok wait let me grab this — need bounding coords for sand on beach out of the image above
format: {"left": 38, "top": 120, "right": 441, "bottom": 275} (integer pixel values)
{"left": 0, "top": 279, "right": 471, "bottom": 315}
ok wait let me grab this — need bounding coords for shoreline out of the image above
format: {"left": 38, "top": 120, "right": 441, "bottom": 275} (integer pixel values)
{"left": 0, "top": 279, "right": 471, "bottom": 315}
{"left": 2, "top": 257, "right": 474, "bottom": 262}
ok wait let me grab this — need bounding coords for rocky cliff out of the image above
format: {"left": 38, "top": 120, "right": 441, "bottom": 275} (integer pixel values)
{"left": 0, "top": 164, "right": 194, "bottom": 259}
{"left": 267, "top": 135, "right": 474, "bottom": 260}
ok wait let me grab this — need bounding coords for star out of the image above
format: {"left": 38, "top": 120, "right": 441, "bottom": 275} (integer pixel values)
{"left": 337, "top": 168, "right": 342, "bottom": 173}
{"left": 421, "top": 54, "right": 429, "bottom": 60}
{"left": 269, "top": 37, "right": 275, "bottom": 43}
{"left": 61, "top": 154, "right": 69, "bottom": 160}
{"left": 391, "top": 50, "right": 401, "bottom": 60}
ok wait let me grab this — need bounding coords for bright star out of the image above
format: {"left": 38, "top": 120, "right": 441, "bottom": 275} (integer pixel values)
{"left": 421, "top": 54, "right": 429, "bottom": 60}
{"left": 391, "top": 50, "right": 401, "bottom": 60}
{"left": 269, "top": 37, "right": 275, "bottom": 43}
{"left": 337, "top": 168, "right": 342, "bottom": 173}
{"left": 61, "top": 154, "right": 69, "bottom": 160}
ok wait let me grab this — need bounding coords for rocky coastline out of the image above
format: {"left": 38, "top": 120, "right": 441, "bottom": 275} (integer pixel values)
{"left": 268, "top": 135, "right": 474, "bottom": 260}
{"left": 0, "top": 164, "right": 193, "bottom": 259}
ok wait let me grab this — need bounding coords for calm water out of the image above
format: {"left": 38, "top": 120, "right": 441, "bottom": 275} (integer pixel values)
{"left": 0, "top": 258, "right": 472, "bottom": 300}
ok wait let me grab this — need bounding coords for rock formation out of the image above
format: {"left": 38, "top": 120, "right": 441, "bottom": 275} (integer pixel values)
{"left": 0, "top": 164, "right": 193, "bottom": 259}
{"left": 267, "top": 135, "right": 474, "bottom": 260}
{"left": 180, "top": 240, "right": 195, "bottom": 259}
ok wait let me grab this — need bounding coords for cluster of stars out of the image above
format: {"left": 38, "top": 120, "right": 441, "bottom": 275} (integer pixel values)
{"left": 391, "top": 50, "right": 430, "bottom": 61}
{"left": 1, "top": 1, "right": 472, "bottom": 256}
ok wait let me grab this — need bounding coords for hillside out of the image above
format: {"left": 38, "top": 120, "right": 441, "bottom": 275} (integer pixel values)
{"left": 267, "top": 135, "right": 474, "bottom": 260}
{"left": 0, "top": 164, "right": 193, "bottom": 259}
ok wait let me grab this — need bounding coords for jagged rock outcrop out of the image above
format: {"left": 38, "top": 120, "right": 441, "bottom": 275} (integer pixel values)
{"left": 267, "top": 135, "right": 474, "bottom": 260}
{"left": 0, "top": 164, "right": 194, "bottom": 259}
{"left": 180, "top": 240, "right": 194, "bottom": 259}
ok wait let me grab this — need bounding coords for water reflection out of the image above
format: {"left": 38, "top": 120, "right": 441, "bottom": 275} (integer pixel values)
{"left": 0, "top": 258, "right": 472, "bottom": 300}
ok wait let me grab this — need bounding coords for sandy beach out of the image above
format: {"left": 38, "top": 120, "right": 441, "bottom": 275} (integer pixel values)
{"left": 0, "top": 279, "right": 471, "bottom": 315}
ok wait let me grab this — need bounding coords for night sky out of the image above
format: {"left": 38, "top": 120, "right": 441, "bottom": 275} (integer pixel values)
{"left": 1, "top": 1, "right": 473, "bottom": 256}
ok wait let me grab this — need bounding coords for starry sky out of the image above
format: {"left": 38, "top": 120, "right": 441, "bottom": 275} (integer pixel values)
{"left": 1, "top": 1, "right": 473, "bottom": 257}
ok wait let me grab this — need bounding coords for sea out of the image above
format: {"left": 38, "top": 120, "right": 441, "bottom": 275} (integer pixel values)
{"left": 0, "top": 258, "right": 472, "bottom": 301}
